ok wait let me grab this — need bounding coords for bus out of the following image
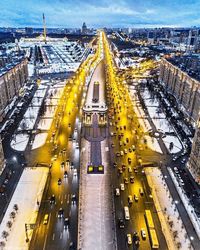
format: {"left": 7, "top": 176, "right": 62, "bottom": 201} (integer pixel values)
{"left": 144, "top": 209, "right": 155, "bottom": 229}
{"left": 124, "top": 206, "right": 130, "bottom": 220}
{"left": 144, "top": 210, "right": 159, "bottom": 249}
{"left": 149, "top": 229, "right": 159, "bottom": 249}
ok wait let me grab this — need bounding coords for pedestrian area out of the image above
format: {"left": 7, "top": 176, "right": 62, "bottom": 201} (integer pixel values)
{"left": 0, "top": 167, "right": 49, "bottom": 250}
{"left": 78, "top": 139, "right": 116, "bottom": 250}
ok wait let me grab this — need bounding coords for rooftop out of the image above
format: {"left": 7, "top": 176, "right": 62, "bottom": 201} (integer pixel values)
{"left": 0, "top": 53, "right": 26, "bottom": 77}
{"left": 167, "top": 54, "right": 200, "bottom": 82}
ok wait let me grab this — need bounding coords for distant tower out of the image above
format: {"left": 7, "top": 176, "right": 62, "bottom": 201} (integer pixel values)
{"left": 82, "top": 22, "right": 87, "bottom": 35}
{"left": 43, "top": 13, "right": 47, "bottom": 44}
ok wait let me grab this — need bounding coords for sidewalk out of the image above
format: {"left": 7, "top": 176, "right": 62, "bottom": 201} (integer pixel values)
{"left": 78, "top": 139, "right": 116, "bottom": 250}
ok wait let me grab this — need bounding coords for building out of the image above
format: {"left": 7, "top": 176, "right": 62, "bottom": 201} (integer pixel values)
{"left": 0, "top": 140, "right": 5, "bottom": 174}
{"left": 82, "top": 22, "right": 88, "bottom": 35}
{"left": 188, "top": 118, "right": 200, "bottom": 184}
{"left": 25, "top": 27, "right": 33, "bottom": 35}
{"left": 187, "top": 29, "right": 200, "bottom": 52}
{"left": 159, "top": 57, "right": 200, "bottom": 125}
{"left": 0, "top": 56, "right": 28, "bottom": 121}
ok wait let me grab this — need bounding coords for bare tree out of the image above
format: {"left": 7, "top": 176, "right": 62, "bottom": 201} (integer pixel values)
{"left": 6, "top": 221, "right": 12, "bottom": 231}
{"left": 0, "top": 241, "right": 5, "bottom": 249}
{"left": 1, "top": 231, "right": 9, "bottom": 241}
{"left": 13, "top": 204, "right": 19, "bottom": 213}
{"left": 10, "top": 211, "right": 16, "bottom": 220}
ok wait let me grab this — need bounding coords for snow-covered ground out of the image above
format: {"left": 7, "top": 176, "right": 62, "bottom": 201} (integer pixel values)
{"left": 145, "top": 167, "right": 193, "bottom": 250}
{"left": 78, "top": 139, "right": 116, "bottom": 250}
{"left": 144, "top": 135, "right": 163, "bottom": 154}
{"left": 10, "top": 133, "right": 29, "bottom": 151}
{"left": 32, "top": 133, "right": 48, "bottom": 150}
{"left": 11, "top": 80, "right": 66, "bottom": 151}
{"left": 0, "top": 167, "right": 49, "bottom": 250}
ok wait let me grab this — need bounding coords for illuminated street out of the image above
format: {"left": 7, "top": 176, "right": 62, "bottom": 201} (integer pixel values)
{"left": 1, "top": 3, "right": 200, "bottom": 250}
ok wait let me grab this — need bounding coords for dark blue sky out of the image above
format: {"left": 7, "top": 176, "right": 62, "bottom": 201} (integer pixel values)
{"left": 1, "top": 0, "right": 200, "bottom": 28}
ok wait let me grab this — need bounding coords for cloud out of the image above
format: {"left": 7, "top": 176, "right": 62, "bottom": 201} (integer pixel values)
{"left": 0, "top": 0, "right": 199, "bottom": 28}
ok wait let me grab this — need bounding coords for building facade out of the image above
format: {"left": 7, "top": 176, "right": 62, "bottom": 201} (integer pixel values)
{"left": 0, "top": 58, "right": 28, "bottom": 121}
{"left": 188, "top": 118, "right": 200, "bottom": 184}
{"left": 159, "top": 57, "right": 200, "bottom": 125}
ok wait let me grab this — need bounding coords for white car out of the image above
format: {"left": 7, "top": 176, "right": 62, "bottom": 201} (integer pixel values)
{"left": 134, "top": 194, "right": 139, "bottom": 201}
{"left": 124, "top": 149, "right": 128, "bottom": 154}
{"left": 73, "top": 169, "right": 77, "bottom": 176}
{"left": 120, "top": 183, "right": 125, "bottom": 191}
{"left": 141, "top": 229, "right": 146, "bottom": 239}
{"left": 115, "top": 188, "right": 120, "bottom": 196}
{"left": 128, "top": 167, "right": 132, "bottom": 173}
{"left": 127, "top": 234, "right": 132, "bottom": 245}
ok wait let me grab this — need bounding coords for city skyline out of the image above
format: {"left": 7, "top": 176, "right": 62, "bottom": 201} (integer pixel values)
{"left": 1, "top": 0, "right": 200, "bottom": 28}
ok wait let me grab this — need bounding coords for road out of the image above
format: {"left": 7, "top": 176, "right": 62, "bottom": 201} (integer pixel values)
{"left": 103, "top": 33, "right": 167, "bottom": 250}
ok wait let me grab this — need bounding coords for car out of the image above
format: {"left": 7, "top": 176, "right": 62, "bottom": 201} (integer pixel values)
{"left": 113, "top": 162, "right": 117, "bottom": 168}
{"left": 133, "top": 232, "right": 140, "bottom": 245}
{"left": 120, "top": 151, "right": 124, "bottom": 156}
{"left": 134, "top": 194, "right": 139, "bottom": 201}
{"left": 118, "top": 218, "right": 125, "bottom": 228}
{"left": 43, "top": 214, "right": 49, "bottom": 225}
{"left": 118, "top": 168, "right": 123, "bottom": 174}
{"left": 132, "top": 145, "right": 136, "bottom": 151}
{"left": 58, "top": 208, "right": 64, "bottom": 218}
{"left": 64, "top": 171, "right": 68, "bottom": 178}
{"left": 130, "top": 176, "right": 134, "bottom": 183}
{"left": 127, "top": 234, "right": 132, "bottom": 245}
{"left": 50, "top": 194, "right": 56, "bottom": 204}
{"left": 73, "top": 169, "right": 77, "bottom": 176}
{"left": 128, "top": 167, "right": 132, "bottom": 173}
{"left": 72, "top": 194, "right": 76, "bottom": 204}
{"left": 122, "top": 165, "right": 126, "bottom": 171}
{"left": 124, "top": 149, "right": 128, "bottom": 154}
{"left": 134, "top": 168, "right": 138, "bottom": 173}
{"left": 116, "top": 152, "right": 120, "bottom": 157}
{"left": 139, "top": 188, "right": 144, "bottom": 196}
{"left": 61, "top": 161, "right": 65, "bottom": 168}
{"left": 115, "top": 188, "right": 120, "bottom": 196}
{"left": 124, "top": 178, "right": 129, "bottom": 184}
{"left": 128, "top": 195, "right": 133, "bottom": 204}
{"left": 58, "top": 178, "right": 62, "bottom": 185}
{"left": 52, "top": 155, "right": 58, "bottom": 161}
{"left": 129, "top": 148, "right": 132, "bottom": 153}
{"left": 111, "top": 143, "right": 115, "bottom": 148}
{"left": 76, "top": 142, "right": 79, "bottom": 149}
{"left": 64, "top": 217, "right": 70, "bottom": 229}
{"left": 66, "top": 159, "right": 70, "bottom": 167}
{"left": 0, "top": 186, "right": 5, "bottom": 195}
{"left": 69, "top": 242, "right": 75, "bottom": 249}
{"left": 119, "top": 141, "right": 123, "bottom": 147}
{"left": 141, "top": 229, "right": 146, "bottom": 239}
{"left": 123, "top": 141, "right": 127, "bottom": 146}
{"left": 120, "top": 183, "right": 125, "bottom": 191}
{"left": 128, "top": 158, "right": 131, "bottom": 164}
